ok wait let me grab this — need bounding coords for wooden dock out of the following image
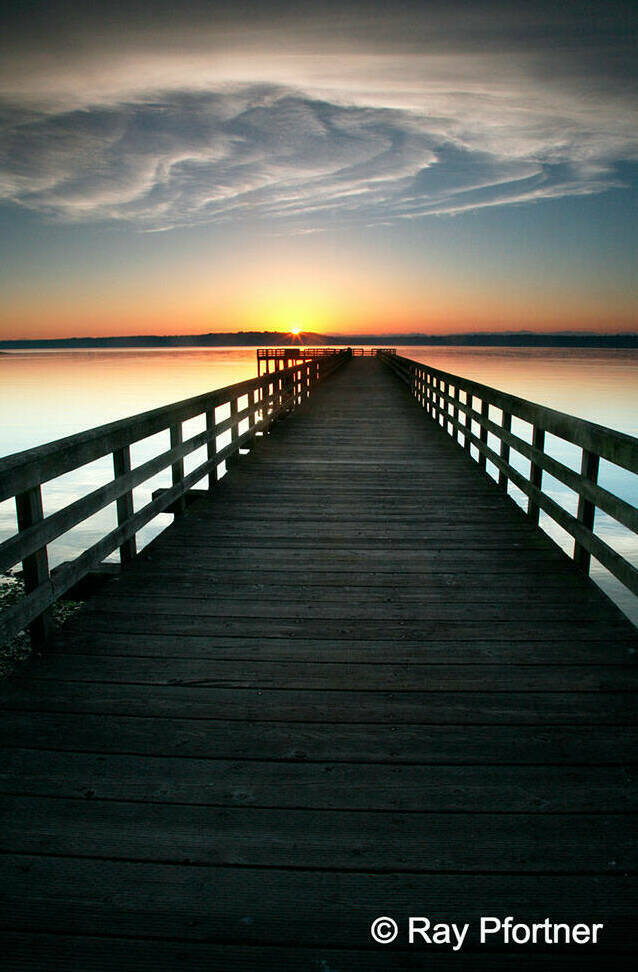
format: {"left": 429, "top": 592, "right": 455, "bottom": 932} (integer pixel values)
{"left": 1, "top": 355, "right": 637, "bottom": 968}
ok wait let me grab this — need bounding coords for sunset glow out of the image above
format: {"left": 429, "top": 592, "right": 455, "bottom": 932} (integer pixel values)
{"left": 0, "top": 1, "right": 636, "bottom": 342}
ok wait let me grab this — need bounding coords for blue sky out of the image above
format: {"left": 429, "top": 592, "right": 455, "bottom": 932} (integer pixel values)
{"left": 0, "top": 1, "right": 636, "bottom": 337}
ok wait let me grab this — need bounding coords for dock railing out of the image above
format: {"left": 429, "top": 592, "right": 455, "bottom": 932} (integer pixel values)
{"left": 379, "top": 351, "right": 638, "bottom": 601}
{"left": 0, "top": 350, "right": 349, "bottom": 647}
{"left": 257, "top": 347, "right": 395, "bottom": 375}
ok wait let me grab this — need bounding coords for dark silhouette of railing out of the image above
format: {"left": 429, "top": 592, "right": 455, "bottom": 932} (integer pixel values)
{"left": 0, "top": 351, "right": 349, "bottom": 646}
{"left": 257, "top": 347, "right": 396, "bottom": 374}
{"left": 379, "top": 351, "right": 638, "bottom": 600}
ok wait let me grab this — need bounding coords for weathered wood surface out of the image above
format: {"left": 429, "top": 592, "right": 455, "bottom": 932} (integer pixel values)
{"left": 1, "top": 358, "right": 636, "bottom": 969}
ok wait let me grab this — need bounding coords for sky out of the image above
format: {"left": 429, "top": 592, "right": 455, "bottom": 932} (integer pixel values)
{"left": 0, "top": 0, "right": 637, "bottom": 339}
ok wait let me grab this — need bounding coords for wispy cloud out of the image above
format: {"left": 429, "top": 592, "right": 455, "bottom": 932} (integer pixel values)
{"left": 1, "top": 5, "right": 636, "bottom": 230}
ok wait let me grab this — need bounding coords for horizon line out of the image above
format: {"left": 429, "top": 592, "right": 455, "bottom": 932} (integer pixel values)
{"left": 2, "top": 329, "right": 638, "bottom": 350}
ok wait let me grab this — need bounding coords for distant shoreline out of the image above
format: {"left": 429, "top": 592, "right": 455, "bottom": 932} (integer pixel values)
{"left": 1, "top": 331, "right": 637, "bottom": 350}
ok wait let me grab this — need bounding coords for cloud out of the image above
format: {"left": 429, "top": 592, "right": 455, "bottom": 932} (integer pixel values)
{"left": 0, "top": 8, "right": 637, "bottom": 231}
{"left": 0, "top": 89, "right": 439, "bottom": 227}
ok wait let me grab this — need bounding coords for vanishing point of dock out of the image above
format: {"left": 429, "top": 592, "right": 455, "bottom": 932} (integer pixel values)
{"left": 0, "top": 350, "right": 636, "bottom": 969}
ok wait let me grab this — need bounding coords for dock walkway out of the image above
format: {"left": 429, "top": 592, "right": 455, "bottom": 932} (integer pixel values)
{"left": 1, "top": 358, "right": 636, "bottom": 968}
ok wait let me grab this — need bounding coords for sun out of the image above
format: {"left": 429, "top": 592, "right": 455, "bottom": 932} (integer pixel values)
{"left": 289, "top": 325, "right": 302, "bottom": 339}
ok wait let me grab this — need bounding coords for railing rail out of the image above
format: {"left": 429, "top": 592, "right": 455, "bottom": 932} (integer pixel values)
{"left": 0, "top": 351, "right": 350, "bottom": 646}
{"left": 256, "top": 347, "right": 394, "bottom": 376}
{"left": 379, "top": 351, "right": 638, "bottom": 601}
{"left": 256, "top": 346, "right": 397, "bottom": 360}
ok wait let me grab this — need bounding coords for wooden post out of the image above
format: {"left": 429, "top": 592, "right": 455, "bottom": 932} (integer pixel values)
{"left": 452, "top": 386, "right": 459, "bottom": 441}
{"left": 227, "top": 397, "right": 240, "bottom": 466}
{"left": 464, "top": 393, "right": 473, "bottom": 453}
{"left": 252, "top": 387, "right": 260, "bottom": 429}
{"left": 574, "top": 449, "right": 600, "bottom": 572}
{"left": 528, "top": 425, "right": 545, "bottom": 524}
{"left": 268, "top": 381, "right": 276, "bottom": 429}
{"left": 206, "top": 409, "right": 217, "bottom": 490}
{"left": 285, "top": 372, "right": 293, "bottom": 413}
{"left": 112, "top": 445, "right": 137, "bottom": 562}
{"left": 15, "top": 485, "right": 53, "bottom": 645}
{"left": 170, "top": 423, "right": 186, "bottom": 515}
{"left": 498, "top": 412, "right": 511, "bottom": 491}
{"left": 261, "top": 385, "right": 269, "bottom": 434}
{"left": 477, "top": 398, "right": 489, "bottom": 468}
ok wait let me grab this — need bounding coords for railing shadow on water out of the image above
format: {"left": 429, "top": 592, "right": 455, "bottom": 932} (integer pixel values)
{"left": 0, "top": 351, "right": 350, "bottom": 648}
{"left": 379, "top": 351, "right": 638, "bottom": 626}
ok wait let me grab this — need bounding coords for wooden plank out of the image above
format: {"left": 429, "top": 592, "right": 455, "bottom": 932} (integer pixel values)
{"left": 92, "top": 563, "right": 599, "bottom": 587}
{"left": 139, "top": 547, "right": 574, "bottom": 568}
{"left": 144, "top": 522, "right": 556, "bottom": 537}
{"left": 83, "top": 571, "right": 614, "bottom": 606}
{"left": 49, "top": 631, "right": 638, "bottom": 664}
{"left": 20, "top": 655, "right": 638, "bottom": 691}
{"left": 3, "top": 932, "right": 634, "bottom": 970}
{"left": 2, "top": 682, "right": 635, "bottom": 724}
{"left": 1, "top": 857, "right": 633, "bottom": 947}
{"left": 2, "top": 749, "right": 634, "bottom": 812}
{"left": 83, "top": 592, "right": 623, "bottom": 623}
{"left": 53, "top": 613, "right": 636, "bottom": 642}
{"left": 0, "top": 795, "right": 635, "bottom": 871}
{"left": 2, "top": 713, "right": 634, "bottom": 764}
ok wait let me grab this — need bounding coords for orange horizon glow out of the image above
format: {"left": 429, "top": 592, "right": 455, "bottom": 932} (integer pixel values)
{"left": 2, "top": 232, "right": 637, "bottom": 342}
{"left": 3, "top": 292, "right": 638, "bottom": 341}
{"left": 2, "top": 310, "right": 637, "bottom": 342}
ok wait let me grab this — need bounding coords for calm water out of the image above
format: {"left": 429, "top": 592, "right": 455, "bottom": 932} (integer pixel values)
{"left": 1, "top": 346, "right": 637, "bottom": 623}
